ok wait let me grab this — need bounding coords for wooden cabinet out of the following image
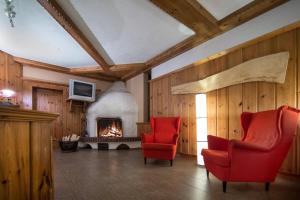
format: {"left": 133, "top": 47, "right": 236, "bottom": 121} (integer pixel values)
{"left": 0, "top": 107, "right": 58, "bottom": 200}
{"left": 136, "top": 122, "right": 151, "bottom": 137}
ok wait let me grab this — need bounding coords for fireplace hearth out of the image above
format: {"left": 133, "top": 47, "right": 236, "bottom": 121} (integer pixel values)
{"left": 97, "top": 118, "right": 122, "bottom": 138}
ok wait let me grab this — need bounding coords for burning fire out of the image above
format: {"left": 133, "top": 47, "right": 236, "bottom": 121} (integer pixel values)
{"left": 99, "top": 121, "right": 122, "bottom": 137}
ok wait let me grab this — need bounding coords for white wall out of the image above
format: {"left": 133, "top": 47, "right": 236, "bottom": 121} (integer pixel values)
{"left": 23, "top": 65, "right": 112, "bottom": 91}
{"left": 126, "top": 73, "right": 145, "bottom": 122}
{"left": 152, "top": 0, "right": 300, "bottom": 79}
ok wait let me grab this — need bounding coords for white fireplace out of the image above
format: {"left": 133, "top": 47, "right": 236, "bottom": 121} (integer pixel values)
{"left": 85, "top": 81, "right": 139, "bottom": 149}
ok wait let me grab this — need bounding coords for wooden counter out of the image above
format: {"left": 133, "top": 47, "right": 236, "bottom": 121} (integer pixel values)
{"left": 0, "top": 107, "right": 58, "bottom": 200}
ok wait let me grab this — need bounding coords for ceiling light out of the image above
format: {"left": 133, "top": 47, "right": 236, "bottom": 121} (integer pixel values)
{"left": 4, "top": 0, "right": 16, "bottom": 27}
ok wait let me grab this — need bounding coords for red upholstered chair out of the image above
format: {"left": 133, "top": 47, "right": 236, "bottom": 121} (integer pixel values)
{"left": 141, "top": 117, "right": 181, "bottom": 166}
{"left": 201, "top": 106, "right": 299, "bottom": 192}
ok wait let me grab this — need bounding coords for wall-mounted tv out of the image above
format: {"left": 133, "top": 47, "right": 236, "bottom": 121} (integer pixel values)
{"left": 69, "top": 79, "right": 96, "bottom": 102}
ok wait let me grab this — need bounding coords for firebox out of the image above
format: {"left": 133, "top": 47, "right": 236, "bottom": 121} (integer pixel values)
{"left": 97, "top": 118, "right": 123, "bottom": 138}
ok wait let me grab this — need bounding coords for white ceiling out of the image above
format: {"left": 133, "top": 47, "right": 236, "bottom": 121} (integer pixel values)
{"left": 0, "top": 0, "right": 259, "bottom": 69}
{"left": 0, "top": 0, "right": 97, "bottom": 67}
{"left": 197, "top": 0, "right": 254, "bottom": 20}
{"left": 59, "top": 0, "right": 195, "bottom": 64}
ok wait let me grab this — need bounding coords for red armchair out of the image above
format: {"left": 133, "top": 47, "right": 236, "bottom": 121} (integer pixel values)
{"left": 201, "top": 106, "right": 299, "bottom": 192}
{"left": 141, "top": 117, "right": 181, "bottom": 166}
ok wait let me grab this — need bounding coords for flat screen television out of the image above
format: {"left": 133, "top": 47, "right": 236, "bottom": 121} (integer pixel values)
{"left": 69, "top": 79, "right": 96, "bottom": 102}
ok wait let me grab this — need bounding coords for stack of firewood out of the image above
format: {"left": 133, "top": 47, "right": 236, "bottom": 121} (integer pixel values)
{"left": 61, "top": 134, "right": 80, "bottom": 142}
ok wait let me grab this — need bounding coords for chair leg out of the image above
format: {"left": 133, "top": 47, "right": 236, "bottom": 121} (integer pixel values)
{"left": 265, "top": 182, "right": 270, "bottom": 191}
{"left": 222, "top": 181, "right": 227, "bottom": 193}
{"left": 170, "top": 160, "right": 173, "bottom": 167}
{"left": 206, "top": 169, "right": 209, "bottom": 179}
{"left": 144, "top": 157, "right": 147, "bottom": 165}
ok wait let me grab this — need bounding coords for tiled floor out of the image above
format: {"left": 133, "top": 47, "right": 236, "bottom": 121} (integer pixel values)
{"left": 54, "top": 149, "right": 300, "bottom": 200}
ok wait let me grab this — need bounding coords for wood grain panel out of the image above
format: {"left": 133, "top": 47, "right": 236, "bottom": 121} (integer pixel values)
{"left": 188, "top": 94, "right": 197, "bottom": 155}
{"left": 215, "top": 57, "right": 228, "bottom": 139}
{"left": 257, "top": 38, "right": 277, "bottom": 111}
{"left": 30, "top": 121, "right": 53, "bottom": 200}
{"left": 242, "top": 44, "right": 259, "bottom": 113}
{"left": 161, "top": 77, "right": 169, "bottom": 116}
{"left": 276, "top": 31, "right": 297, "bottom": 174}
{"left": 297, "top": 28, "right": 300, "bottom": 175}
{"left": 0, "top": 51, "right": 23, "bottom": 105}
{"left": 33, "top": 88, "right": 63, "bottom": 140}
{"left": 136, "top": 122, "right": 151, "bottom": 137}
{"left": 180, "top": 96, "right": 190, "bottom": 154}
{"left": 227, "top": 50, "right": 243, "bottom": 140}
{"left": 207, "top": 91, "right": 217, "bottom": 136}
{"left": 0, "top": 122, "right": 30, "bottom": 200}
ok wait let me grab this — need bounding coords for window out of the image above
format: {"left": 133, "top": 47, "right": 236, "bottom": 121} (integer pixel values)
{"left": 196, "top": 94, "right": 208, "bottom": 165}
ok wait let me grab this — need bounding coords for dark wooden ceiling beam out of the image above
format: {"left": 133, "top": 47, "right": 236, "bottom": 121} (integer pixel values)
{"left": 150, "top": 0, "right": 220, "bottom": 35}
{"left": 123, "top": 0, "right": 290, "bottom": 80}
{"left": 218, "top": 0, "right": 290, "bottom": 31}
{"left": 13, "top": 57, "right": 119, "bottom": 82}
{"left": 37, "top": 0, "right": 111, "bottom": 73}
{"left": 70, "top": 63, "right": 146, "bottom": 74}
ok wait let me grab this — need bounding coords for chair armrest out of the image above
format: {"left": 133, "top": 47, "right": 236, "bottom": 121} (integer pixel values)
{"left": 207, "top": 135, "right": 229, "bottom": 151}
{"left": 229, "top": 140, "right": 269, "bottom": 152}
{"left": 173, "top": 134, "right": 179, "bottom": 145}
{"left": 141, "top": 133, "right": 154, "bottom": 143}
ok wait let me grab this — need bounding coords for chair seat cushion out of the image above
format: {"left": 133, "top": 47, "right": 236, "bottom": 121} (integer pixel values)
{"left": 201, "top": 149, "right": 230, "bottom": 167}
{"left": 142, "top": 143, "right": 176, "bottom": 151}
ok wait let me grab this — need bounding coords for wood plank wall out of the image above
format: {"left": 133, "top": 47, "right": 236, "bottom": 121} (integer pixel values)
{"left": 0, "top": 51, "right": 23, "bottom": 104}
{"left": 0, "top": 51, "right": 88, "bottom": 139}
{"left": 149, "top": 28, "right": 300, "bottom": 175}
{"left": 23, "top": 80, "right": 86, "bottom": 139}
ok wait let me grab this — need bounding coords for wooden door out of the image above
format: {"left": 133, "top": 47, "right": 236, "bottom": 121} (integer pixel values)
{"left": 33, "top": 88, "right": 63, "bottom": 140}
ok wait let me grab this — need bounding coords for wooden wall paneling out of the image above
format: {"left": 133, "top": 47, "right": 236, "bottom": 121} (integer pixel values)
{"left": 167, "top": 75, "right": 174, "bottom": 117}
{"left": 7, "top": 55, "right": 23, "bottom": 105}
{"left": 30, "top": 121, "right": 54, "bottom": 200}
{"left": 33, "top": 88, "right": 64, "bottom": 140}
{"left": 204, "top": 62, "right": 219, "bottom": 137}
{"left": 242, "top": 45, "right": 258, "bottom": 113}
{"left": 161, "top": 77, "right": 169, "bottom": 116}
{"left": 180, "top": 95, "right": 190, "bottom": 154}
{"left": 207, "top": 90, "right": 217, "bottom": 136}
{"left": 0, "top": 52, "right": 23, "bottom": 105}
{"left": 22, "top": 80, "right": 86, "bottom": 139}
{"left": 157, "top": 79, "right": 163, "bottom": 116}
{"left": 175, "top": 69, "right": 190, "bottom": 154}
{"left": 297, "top": 28, "right": 300, "bottom": 175}
{"left": 257, "top": 38, "right": 277, "bottom": 111}
{"left": 276, "top": 30, "right": 297, "bottom": 174}
{"left": 0, "top": 51, "right": 5, "bottom": 88}
{"left": 169, "top": 73, "right": 183, "bottom": 151}
{"left": 0, "top": 122, "right": 30, "bottom": 200}
{"left": 227, "top": 50, "right": 243, "bottom": 140}
{"left": 188, "top": 94, "right": 197, "bottom": 155}
{"left": 186, "top": 67, "right": 198, "bottom": 155}
{"left": 66, "top": 103, "right": 84, "bottom": 136}
{"left": 136, "top": 122, "right": 151, "bottom": 137}
{"left": 149, "top": 82, "right": 153, "bottom": 116}
{"left": 215, "top": 57, "right": 229, "bottom": 139}
{"left": 181, "top": 67, "right": 198, "bottom": 155}
{"left": 151, "top": 80, "right": 158, "bottom": 116}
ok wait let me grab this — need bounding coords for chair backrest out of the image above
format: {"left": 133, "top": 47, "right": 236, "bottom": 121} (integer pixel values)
{"left": 241, "top": 106, "right": 299, "bottom": 150}
{"left": 150, "top": 117, "right": 181, "bottom": 144}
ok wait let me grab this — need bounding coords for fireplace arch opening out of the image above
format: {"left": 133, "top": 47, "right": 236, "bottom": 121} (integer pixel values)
{"left": 97, "top": 117, "right": 122, "bottom": 138}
